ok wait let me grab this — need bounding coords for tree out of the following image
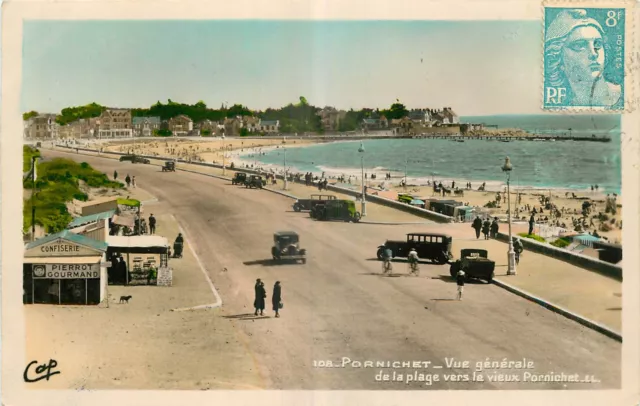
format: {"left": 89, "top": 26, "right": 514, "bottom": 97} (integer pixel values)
{"left": 23, "top": 111, "right": 38, "bottom": 121}
{"left": 382, "top": 102, "right": 408, "bottom": 120}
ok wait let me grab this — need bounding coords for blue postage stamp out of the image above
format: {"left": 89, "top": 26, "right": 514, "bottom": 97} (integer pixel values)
{"left": 543, "top": 7, "right": 626, "bottom": 111}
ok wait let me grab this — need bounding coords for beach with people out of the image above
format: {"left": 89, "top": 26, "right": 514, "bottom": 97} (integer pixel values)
{"left": 92, "top": 136, "right": 622, "bottom": 245}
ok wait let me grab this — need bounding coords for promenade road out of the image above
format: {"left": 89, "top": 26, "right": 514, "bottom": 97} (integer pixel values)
{"left": 32, "top": 149, "right": 621, "bottom": 390}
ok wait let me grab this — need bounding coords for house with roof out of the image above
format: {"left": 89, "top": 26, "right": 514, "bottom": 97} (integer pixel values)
{"left": 168, "top": 115, "right": 194, "bottom": 136}
{"left": 24, "top": 114, "right": 59, "bottom": 139}
{"left": 318, "top": 107, "right": 348, "bottom": 131}
{"left": 23, "top": 230, "right": 109, "bottom": 306}
{"left": 259, "top": 119, "right": 280, "bottom": 133}
{"left": 66, "top": 210, "right": 116, "bottom": 242}
{"left": 96, "top": 108, "right": 133, "bottom": 138}
{"left": 243, "top": 116, "right": 261, "bottom": 133}
{"left": 133, "top": 116, "right": 161, "bottom": 137}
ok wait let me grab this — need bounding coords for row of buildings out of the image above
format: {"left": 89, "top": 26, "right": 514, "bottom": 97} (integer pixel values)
{"left": 23, "top": 106, "right": 459, "bottom": 139}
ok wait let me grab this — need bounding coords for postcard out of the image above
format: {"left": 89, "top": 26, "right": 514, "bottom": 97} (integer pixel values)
{"left": 2, "top": 0, "right": 639, "bottom": 405}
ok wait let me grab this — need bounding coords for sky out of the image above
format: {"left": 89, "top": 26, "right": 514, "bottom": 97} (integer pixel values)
{"left": 21, "top": 20, "right": 541, "bottom": 116}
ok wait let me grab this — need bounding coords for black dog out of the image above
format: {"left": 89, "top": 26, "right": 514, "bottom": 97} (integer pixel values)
{"left": 119, "top": 295, "right": 132, "bottom": 304}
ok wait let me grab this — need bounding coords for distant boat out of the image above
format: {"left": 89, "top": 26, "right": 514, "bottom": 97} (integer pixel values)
{"left": 455, "top": 139, "right": 465, "bottom": 143}
{"left": 501, "top": 140, "right": 510, "bottom": 143}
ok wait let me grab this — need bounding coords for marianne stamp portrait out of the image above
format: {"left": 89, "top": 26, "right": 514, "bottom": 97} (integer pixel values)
{"left": 543, "top": 7, "right": 626, "bottom": 110}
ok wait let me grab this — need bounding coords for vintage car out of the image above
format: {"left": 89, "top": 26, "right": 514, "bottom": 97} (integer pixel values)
{"left": 376, "top": 232, "right": 453, "bottom": 265}
{"left": 232, "top": 172, "right": 247, "bottom": 185}
{"left": 271, "top": 231, "right": 307, "bottom": 263}
{"left": 119, "top": 154, "right": 150, "bottom": 164}
{"left": 293, "top": 194, "right": 337, "bottom": 212}
{"left": 245, "top": 175, "right": 265, "bottom": 189}
{"left": 312, "top": 199, "right": 361, "bottom": 223}
{"left": 162, "top": 161, "right": 176, "bottom": 172}
{"left": 449, "top": 249, "right": 495, "bottom": 282}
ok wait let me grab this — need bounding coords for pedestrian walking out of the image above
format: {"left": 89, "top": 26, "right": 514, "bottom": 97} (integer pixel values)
{"left": 113, "top": 170, "right": 118, "bottom": 180}
{"left": 254, "top": 279, "right": 266, "bottom": 316}
{"left": 132, "top": 176, "right": 136, "bottom": 188}
{"left": 456, "top": 269, "right": 466, "bottom": 300}
{"left": 272, "top": 281, "right": 282, "bottom": 318}
{"left": 528, "top": 214, "right": 535, "bottom": 235}
{"left": 490, "top": 217, "right": 499, "bottom": 238}
{"left": 472, "top": 216, "right": 482, "bottom": 239}
{"left": 149, "top": 213, "right": 156, "bottom": 234}
{"left": 482, "top": 218, "right": 491, "bottom": 240}
{"left": 125, "top": 174, "right": 131, "bottom": 187}
{"left": 513, "top": 237, "right": 524, "bottom": 265}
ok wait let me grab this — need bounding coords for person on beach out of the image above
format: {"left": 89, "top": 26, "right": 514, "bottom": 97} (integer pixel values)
{"left": 482, "top": 218, "right": 491, "bottom": 240}
{"left": 254, "top": 279, "right": 266, "bottom": 316}
{"left": 456, "top": 269, "right": 466, "bottom": 301}
{"left": 528, "top": 214, "right": 536, "bottom": 235}
{"left": 272, "top": 281, "right": 282, "bottom": 318}
{"left": 490, "top": 217, "right": 499, "bottom": 238}
{"left": 472, "top": 216, "right": 483, "bottom": 239}
{"left": 125, "top": 174, "right": 131, "bottom": 187}
{"left": 113, "top": 170, "right": 118, "bottom": 180}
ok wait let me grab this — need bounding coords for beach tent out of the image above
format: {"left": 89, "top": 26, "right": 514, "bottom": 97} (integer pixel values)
{"left": 410, "top": 199, "right": 425, "bottom": 206}
{"left": 574, "top": 233, "right": 601, "bottom": 248}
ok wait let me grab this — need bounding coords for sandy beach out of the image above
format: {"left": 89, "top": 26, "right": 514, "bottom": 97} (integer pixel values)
{"left": 96, "top": 137, "right": 622, "bottom": 244}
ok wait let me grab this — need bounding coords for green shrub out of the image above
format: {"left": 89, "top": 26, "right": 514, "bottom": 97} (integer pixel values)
{"left": 517, "top": 232, "right": 546, "bottom": 243}
{"left": 23, "top": 156, "right": 121, "bottom": 232}
{"left": 550, "top": 238, "right": 571, "bottom": 248}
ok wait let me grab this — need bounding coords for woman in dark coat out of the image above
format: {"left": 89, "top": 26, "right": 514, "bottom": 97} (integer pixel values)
{"left": 490, "top": 217, "right": 499, "bottom": 239}
{"left": 272, "top": 281, "right": 282, "bottom": 318}
{"left": 482, "top": 218, "right": 491, "bottom": 240}
{"left": 472, "top": 216, "right": 483, "bottom": 239}
{"left": 254, "top": 279, "right": 266, "bottom": 316}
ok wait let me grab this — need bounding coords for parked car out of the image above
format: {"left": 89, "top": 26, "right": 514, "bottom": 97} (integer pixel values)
{"left": 293, "top": 194, "right": 337, "bottom": 212}
{"left": 376, "top": 233, "right": 452, "bottom": 265}
{"left": 162, "top": 161, "right": 176, "bottom": 172}
{"left": 119, "top": 155, "right": 150, "bottom": 164}
{"left": 272, "top": 231, "right": 307, "bottom": 263}
{"left": 232, "top": 172, "right": 247, "bottom": 185}
{"left": 449, "top": 249, "right": 495, "bottom": 282}
{"left": 312, "top": 199, "right": 361, "bottom": 222}
{"left": 245, "top": 175, "right": 265, "bottom": 189}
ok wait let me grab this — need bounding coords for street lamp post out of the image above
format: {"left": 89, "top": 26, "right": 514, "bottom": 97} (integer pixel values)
{"left": 502, "top": 157, "right": 516, "bottom": 275}
{"left": 283, "top": 146, "right": 288, "bottom": 190}
{"left": 358, "top": 142, "right": 367, "bottom": 216}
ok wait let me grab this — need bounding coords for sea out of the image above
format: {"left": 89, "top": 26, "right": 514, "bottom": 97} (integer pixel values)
{"left": 243, "top": 115, "right": 622, "bottom": 194}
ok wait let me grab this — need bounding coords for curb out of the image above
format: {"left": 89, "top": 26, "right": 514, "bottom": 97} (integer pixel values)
{"left": 360, "top": 221, "right": 434, "bottom": 225}
{"left": 492, "top": 278, "right": 621, "bottom": 342}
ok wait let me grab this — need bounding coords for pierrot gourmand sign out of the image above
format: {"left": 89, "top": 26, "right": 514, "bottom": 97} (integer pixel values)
{"left": 32, "top": 263, "right": 100, "bottom": 279}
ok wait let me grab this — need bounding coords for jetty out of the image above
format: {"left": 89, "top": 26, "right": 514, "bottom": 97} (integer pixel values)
{"left": 249, "top": 133, "right": 612, "bottom": 143}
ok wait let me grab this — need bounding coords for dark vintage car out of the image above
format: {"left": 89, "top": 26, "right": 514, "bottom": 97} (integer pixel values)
{"left": 272, "top": 231, "right": 307, "bottom": 263}
{"left": 449, "top": 249, "right": 495, "bottom": 282}
{"left": 293, "top": 194, "right": 337, "bottom": 212}
{"left": 162, "top": 161, "right": 176, "bottom": 172}
{"left": 376, "top": 233, "right": 453, "bottom": 265}
{"left": 245, "top": 175, "right": 265, "bottom": 189}
{"left": 232, "top": 172, "right": 247, "bottom": 185}
{"left": 312, "top": 199, "right": 361, "bottom": 223}
{"left": 119, "top": 155, "right": 150, "bottom": 164}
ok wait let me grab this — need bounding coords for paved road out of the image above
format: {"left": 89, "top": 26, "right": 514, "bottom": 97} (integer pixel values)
{"left": 45, "top": 149, "right": 620, "bottom": 390}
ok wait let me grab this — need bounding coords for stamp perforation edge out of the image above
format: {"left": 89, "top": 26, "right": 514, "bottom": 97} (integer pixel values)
{"left": 540, "top": 0, "right": 636, "bottom": 113}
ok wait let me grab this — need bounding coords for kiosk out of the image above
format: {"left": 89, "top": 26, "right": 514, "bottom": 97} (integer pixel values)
{"left": 24, "top": 230, "right": 108, "bottom": 305}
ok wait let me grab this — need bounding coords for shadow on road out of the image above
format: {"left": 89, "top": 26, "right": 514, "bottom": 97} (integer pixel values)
{"left": 431, "top": 298, "right": 457, "bottom": 302}
{"left": 606, "top": 307, "right": 622, "bottom": 311}
{"left": 222, "top": 313, "right": 271, "bottom": 320}
{"left": 243, "top": 259, "right": 300, "bottom": 267}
